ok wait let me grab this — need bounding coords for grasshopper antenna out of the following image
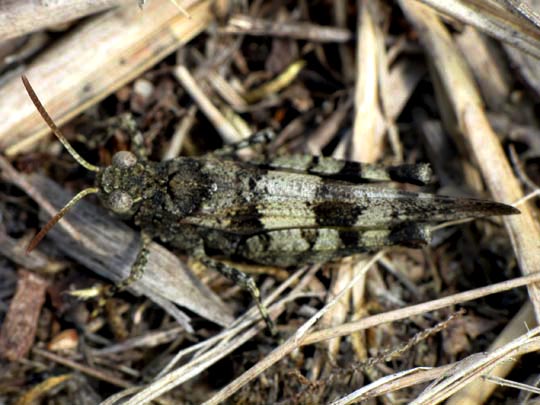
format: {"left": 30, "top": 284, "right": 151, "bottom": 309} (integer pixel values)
{"left": 26, "top": 187, "right": 100, "bottom": 253}
{"left": 21, "top": 75, "right": 101, "bottom": 172}
{"left": 21, "top": 75, "right": 102, "bottom": 252}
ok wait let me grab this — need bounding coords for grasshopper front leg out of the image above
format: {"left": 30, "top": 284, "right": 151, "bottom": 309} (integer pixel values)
{"left": 103, "top": 231, "right": 152, "bottom": 299}
{"left": 85, "top": 231, "right": 152, "bottom": 316}
{"left": 113, "top": 113, "right": 148, "bottom": 161}
{"left": 198, "top": 256, "right": 277, "bottom": 335}
{"left": 86, "top": 113, "right": 149, "bottom": 161}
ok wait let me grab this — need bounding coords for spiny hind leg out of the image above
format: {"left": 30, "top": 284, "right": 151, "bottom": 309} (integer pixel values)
{"left": 254, "top": 155, "right": 432, "bottom": 186}
{"left": 197, "top": 256, "right": 276, "bottom": 335}
{"left": 238, "top": 224, "right": 432, "bottom": 267}
{"left": 212, "top": 128, "right": 276, "bottom": 156}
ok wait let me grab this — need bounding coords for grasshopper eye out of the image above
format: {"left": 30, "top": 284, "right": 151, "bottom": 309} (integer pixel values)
{"left": 112, "top": 151, "right": 137, "bottom": 169}
{"left": 108, "top": 190, "right": 133, "bottom": 214}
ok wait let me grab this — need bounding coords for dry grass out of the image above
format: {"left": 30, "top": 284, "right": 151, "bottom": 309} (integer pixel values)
{"left": 1, "top": 0, "right": 540, "bottom": 404}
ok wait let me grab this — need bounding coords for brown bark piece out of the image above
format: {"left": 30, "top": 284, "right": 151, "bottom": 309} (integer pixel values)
{"left": 0, "top": 270, "right": 48, "bottom": 361}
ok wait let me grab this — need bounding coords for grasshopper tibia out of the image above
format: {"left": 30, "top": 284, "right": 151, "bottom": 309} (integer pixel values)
{"left": 198, "top": 256, "right": 276, "bottom": 335}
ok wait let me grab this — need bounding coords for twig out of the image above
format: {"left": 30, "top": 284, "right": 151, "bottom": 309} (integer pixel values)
{"left": 351, "top": 1, "right": 384, "bottom": 162}
{"left": 302, "top": 271, "right": 540, "bottom": 346}
{"left": 112, "top": 267, "right": 314, "bottom": 405}
{"left": 412, "top": 327, "right": 540, "bottom": 404}
{"left": 0, "top": 270, "right": 48, "bottom": 360}
{"left": 447, "top": 302, "right": 536, "bottom": 404}
{"left": 174, "top": 65, "right": 245, "bottom": 143}
{"left": 416, "top": 0, "right": 540, "bottom": 58}
{"left": 33, "top": 347, "right": 133, "bottom": 389}
{"left": 221, "top": 15, "right": 353, "bottom": 42}
{"left": 398, "top": 9, "right": 540, "bottom": 403}
{"left": 329, "top": 325, "right": 540, "bottom": 404}
{"left": 201, "top": 253, "right": 383, "bottom": 405}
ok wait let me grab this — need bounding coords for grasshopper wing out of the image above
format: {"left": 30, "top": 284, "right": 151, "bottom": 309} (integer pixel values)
{"left": 180, "top": 169, "right": 518, "bottom": 234}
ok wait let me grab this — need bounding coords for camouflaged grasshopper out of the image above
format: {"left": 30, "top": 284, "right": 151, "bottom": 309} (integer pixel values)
{"left": 22, "top": 76, "right": 519, "bottom": 334}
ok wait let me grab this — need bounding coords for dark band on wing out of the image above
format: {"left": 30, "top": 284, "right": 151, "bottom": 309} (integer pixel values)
{"left": 313, "top": 201, "right": 366, "bottom": 227}
{"left": 227, "top": 205, "right": 266, "bottom": 232}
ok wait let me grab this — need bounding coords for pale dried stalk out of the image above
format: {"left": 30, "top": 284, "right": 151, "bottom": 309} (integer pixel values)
{"left": 0, "top": 0, "right": 128, "bottom": 41}
{"left": 301, "top": 271, "right": 540, "bottom": 346}
{"left": 347, "top": 0, "right": 388, "bottom": 366}
{"left": 330, "top": 365, "right": 455, "bottom": 404}
{"left": 206, "top": 71, "right": 248, "bottom": 112}
{"left": 173, "top": 65, "right": 244, "bottom": 144}
{"left": 200, "top": 268, "right": 540, "bottom": 404}
{"left": 399, "top": 0, "right": 540, "bottom": 319}
{"left": 242, "top": 60, "right": 306, "bottom": 103}
{"left": 416, "top": 0, "right": 540, "bottom": 58}
{"left": 503, "top": 0, "right": 540, "bottom": 29}
{"left": 221, "top": 14, "right": 353, "bottom": 42}
{"left": 447, "top": 302, "right": 536, "bottom": 405}
{"left": 0, "top": 0, "right": 213, "bottom": 156}
{"left": 112, "top": 267, "right": 314, "bottom": 405}
{"left": 32, "top": 347, "right": 132, "bottom": 389}
{"left": 161, "top": 105, "right": 197, "bottom": 160}
{"left": 331, "top": 325, "right": 540, "bottom": 404}
{"left": 352, "top": 0, "right": 384, "bottom": 162}
{"left": 412, "top": 327, "right": 540, "bottom": 404}
{"left": 455, "top": 27, "right": 512, "bottom": 111}
{"left": 201, "top": 253, "right": 384, "bottom": 405}
{"left": 15, "top": 374, "right": 73, "bottom": 405}
{"left": 320, "top": 258, "right": 354, "bottom": 366}
{"left": 398, "top": 1, "right": 540, "bottom": 402}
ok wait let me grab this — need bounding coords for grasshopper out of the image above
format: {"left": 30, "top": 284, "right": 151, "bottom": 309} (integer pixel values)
{"left": 22, "top": 76, "right": 519, "bottom": 334}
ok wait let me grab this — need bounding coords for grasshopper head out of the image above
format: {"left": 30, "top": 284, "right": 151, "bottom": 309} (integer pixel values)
{"left": 96, "top": 150, "right": 156, "bottom": 216}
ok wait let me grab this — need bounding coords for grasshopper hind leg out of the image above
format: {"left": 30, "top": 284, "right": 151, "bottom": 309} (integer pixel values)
{"left": 238, "top": 224, "right": 432, "bottom": 267}
{"left": 198, "top": 256, "right": 277, "bottom": 335}
{"left": 254, "top": 155, "right": 432, "bottom": 186}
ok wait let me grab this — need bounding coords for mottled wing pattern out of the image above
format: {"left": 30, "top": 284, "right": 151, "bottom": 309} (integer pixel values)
{"left": 180, "top": 163, "right": 518, "bottom": 235}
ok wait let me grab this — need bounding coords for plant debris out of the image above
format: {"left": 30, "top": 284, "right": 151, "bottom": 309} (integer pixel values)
{"left": 1, "top": 0, "right": 540, "bottom": 404}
